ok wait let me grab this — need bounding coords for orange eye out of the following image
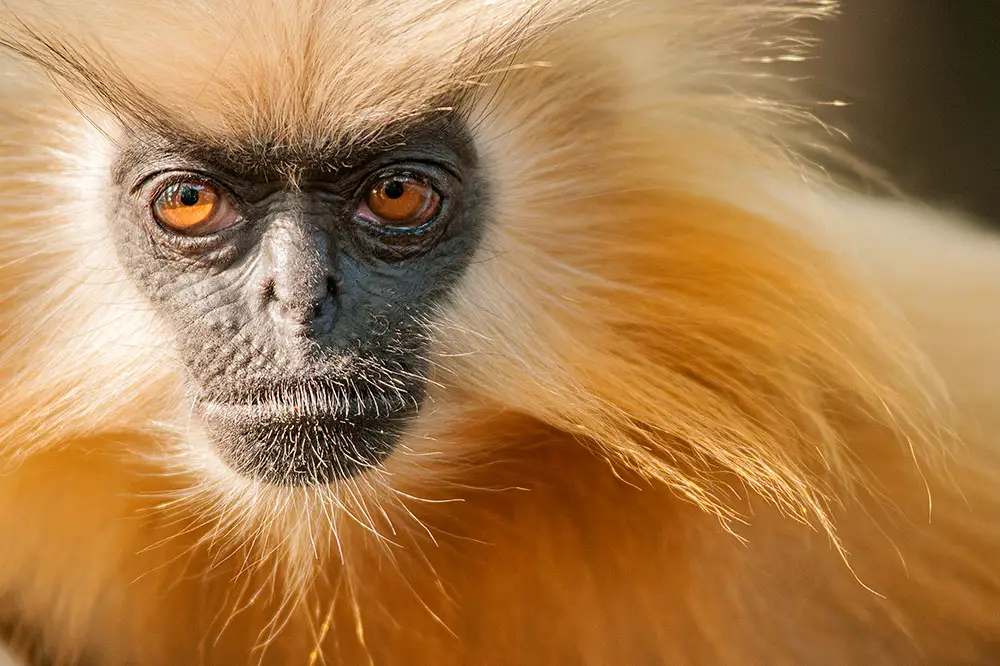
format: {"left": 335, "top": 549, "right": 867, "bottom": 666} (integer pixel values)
{"left": 361, "top": 176, "right": 440, "bottom": 228}
{"left": 152, "top": 181, "right": 237, "bottom": 236}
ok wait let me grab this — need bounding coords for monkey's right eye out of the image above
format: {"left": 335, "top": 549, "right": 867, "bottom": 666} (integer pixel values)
{"left": 152, "top": 181, "right": 238, "bottom": 236}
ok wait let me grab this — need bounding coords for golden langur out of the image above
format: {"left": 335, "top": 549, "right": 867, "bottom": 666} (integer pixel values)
{"left": 0, "top": 1, "right": 998, "bottom": 664}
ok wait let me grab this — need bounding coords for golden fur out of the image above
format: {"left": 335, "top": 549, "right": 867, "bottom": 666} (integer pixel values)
{"left": 0, "top": 0, "right": 998, "bottom": 664}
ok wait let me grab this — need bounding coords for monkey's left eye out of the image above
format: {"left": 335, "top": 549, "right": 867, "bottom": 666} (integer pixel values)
{"left": 152, "top": 181, "right": 238, "bottom": 236}
{"left": 355, "top": 175, "right": 441, "bottom": 230}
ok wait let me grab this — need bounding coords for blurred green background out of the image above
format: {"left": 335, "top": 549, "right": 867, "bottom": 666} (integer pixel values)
{"left": 812, "top": 2, "right": 999, "bottom": 223}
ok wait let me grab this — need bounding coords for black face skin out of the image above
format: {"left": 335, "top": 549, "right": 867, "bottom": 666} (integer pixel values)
{"left": 108, "top": 116, "right": 486, "bottom": 485}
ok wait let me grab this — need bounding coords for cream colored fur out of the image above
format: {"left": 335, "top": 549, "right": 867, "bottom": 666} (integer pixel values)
{"left": 0, "top": 1, "right": 997, "bottom": 664}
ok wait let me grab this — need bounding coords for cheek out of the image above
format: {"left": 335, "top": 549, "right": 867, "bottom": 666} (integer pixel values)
{"left": 157, "top": 274, "right": 277, "bottom": 384}
{"left": 110, "top": 203, "right": 252, "bottom": 336}
{"left": 115, "top": 231, "right": 242, "bottom": 307}
{"left": 110, "top": 229, "right": 264, "bottom": 383}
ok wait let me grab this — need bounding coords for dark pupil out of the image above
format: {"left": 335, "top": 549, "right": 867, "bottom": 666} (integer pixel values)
{"left": 179, "top": 186, "right": 200, "bottom": 206}
{"left": 383, "top": 180, "right": 405, "bottom": 199}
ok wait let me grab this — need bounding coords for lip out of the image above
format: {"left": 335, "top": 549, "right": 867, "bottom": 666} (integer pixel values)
{"left": 199, "top": 398, "right": 344, "bottom": 423}
{"left": 194, "top": 384, "right": 421, "bottom": 485}
{"left": 197, "top": 389, "right": 413, "bottom": 424}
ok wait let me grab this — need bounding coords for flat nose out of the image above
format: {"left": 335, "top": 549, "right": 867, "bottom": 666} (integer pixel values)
{"left": 258, "top": 217, "right": 339, "bottom": 336}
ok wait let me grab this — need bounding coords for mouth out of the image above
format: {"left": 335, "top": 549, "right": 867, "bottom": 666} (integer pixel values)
{"left": 196, "top": 381, "right": 422, "bottom": 485}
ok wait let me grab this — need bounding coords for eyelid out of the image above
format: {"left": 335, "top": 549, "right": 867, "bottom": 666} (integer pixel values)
{"left": 141, "top": 172, "right": 246, "bottom": 223}
{"left": 142, "top": 171, "right": 228, "bottom": 204}
{"left": 356, "top": 163, "right": 452, "bottom": 202}
{"left": 368, "top": 156, "right": 454, "bottom": 179}
{"left": 144, "top": 172, "right": 246, "bottom": 239}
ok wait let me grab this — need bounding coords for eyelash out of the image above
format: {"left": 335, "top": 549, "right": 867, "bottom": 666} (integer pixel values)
{"left": 143, "top": 172, "right": 230, "bottom": 206}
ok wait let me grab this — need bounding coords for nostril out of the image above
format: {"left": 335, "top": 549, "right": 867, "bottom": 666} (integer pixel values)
{"left": 311, "top": 276, "right": 339, "bottom": 318}
{"left": 261, "top": 273, "right": 339, "bottom": 332}
{"left": 260, "top": 278, "right": 277, "bottom": 307}
{"left": 326, "top": 275, "right": 341, "bottom": 297}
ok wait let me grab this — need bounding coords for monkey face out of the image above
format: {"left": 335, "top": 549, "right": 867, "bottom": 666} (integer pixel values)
{"left": 106, "top": 119, "right": 486, "bottom": 485}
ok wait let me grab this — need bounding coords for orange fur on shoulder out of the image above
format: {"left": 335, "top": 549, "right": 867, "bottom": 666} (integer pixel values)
{"left": 0, "top": 1, "right": 998, "bottom": 665}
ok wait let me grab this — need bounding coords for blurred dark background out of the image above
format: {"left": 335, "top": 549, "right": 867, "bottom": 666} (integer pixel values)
{"left": 810, "top": 2, "right": 999, "bottom": 223}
